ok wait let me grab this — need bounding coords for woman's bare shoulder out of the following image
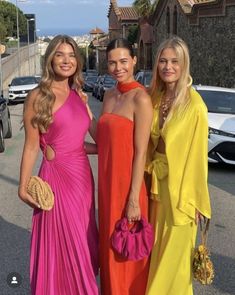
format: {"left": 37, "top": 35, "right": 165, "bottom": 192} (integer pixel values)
{"left": 134, "top": 87, "right": 152, "bottom": 105}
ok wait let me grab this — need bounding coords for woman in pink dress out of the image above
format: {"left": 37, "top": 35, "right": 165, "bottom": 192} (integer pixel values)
{"left": 18, "top": 35, "right": 99, "bottom": 295}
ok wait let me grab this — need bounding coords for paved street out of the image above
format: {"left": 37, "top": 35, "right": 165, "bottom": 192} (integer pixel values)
{"left": 0, "top": 94, "right": 235, "bottom": 295}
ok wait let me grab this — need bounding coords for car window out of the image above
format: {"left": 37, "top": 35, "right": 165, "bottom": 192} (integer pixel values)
{"left": 86, "top": 76, "right": 97, "bottom": 82}
{"left": 35, "top": 76, "right": 41, "bottom": 83}
{"left": 105, "top": 82, "right": 116, "bottom": 86}
{"left": 86, "top": 70, "right": 98, "bottom": 75}
{"left": 198, "top": 90, "right": 235, "bottom": 114}
{"left": 135, "top": 71, "right": 152, "bottom": 86}
{"left": 11, "top": 77, "right": 37, "bottom": 86}
{"left": 135, "top": 73, "right": 142, "bottom": 83}
{"left": 104, "top": 78, "right": 116, "bottom": 86}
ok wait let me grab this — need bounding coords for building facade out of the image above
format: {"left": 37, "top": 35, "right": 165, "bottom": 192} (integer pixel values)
{"left": 152, "top": 0, "right": 235, "bottom": 88}
{"left": 108, "top": 0, "right": 139, "bottom": 41}
{"left": 137, "top": 17, "right": 153, "bottom": 70}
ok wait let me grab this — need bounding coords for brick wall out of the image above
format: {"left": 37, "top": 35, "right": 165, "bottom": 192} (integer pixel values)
{"left": 109, "top": 9, "right": 122, "bottom": 41}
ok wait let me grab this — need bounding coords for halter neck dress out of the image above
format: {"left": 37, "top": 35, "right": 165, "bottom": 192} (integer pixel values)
{"left": 30, "top": 89, "right": 99, "bottom": 295}
{"left": 97, "top": 110, "right": 149, "bottom": 295}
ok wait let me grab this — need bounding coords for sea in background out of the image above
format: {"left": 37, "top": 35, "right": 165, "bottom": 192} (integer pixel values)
{"left": 37, "top": 27, "right": 107, "bottom": 37}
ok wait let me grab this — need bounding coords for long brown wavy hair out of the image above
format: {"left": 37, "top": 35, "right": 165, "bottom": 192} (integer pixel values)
{"left": 149, "top": 36, "right": 192, "bottom": 122}
{"left": 31, "top": 35, "right": 84, "bottom": 132}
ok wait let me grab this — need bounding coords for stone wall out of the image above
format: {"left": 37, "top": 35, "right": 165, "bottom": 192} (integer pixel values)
{"left": 152, "top": 0, "right": 235, "bottom": 88}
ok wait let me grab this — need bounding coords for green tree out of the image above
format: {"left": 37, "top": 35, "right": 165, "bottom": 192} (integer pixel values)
{"left": 0, "top": 21, "right": 7, "bottom": 42}
{"left": 128, "top": 25, "right": 139, "bottom": 45}
{"left": 0, "top": 1, "right": 27, "bottom": 40}
{"left": 132, "top": 0, "right": 158, "bottom": 17}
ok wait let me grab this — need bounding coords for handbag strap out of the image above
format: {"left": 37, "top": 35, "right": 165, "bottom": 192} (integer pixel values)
{"left": 199, "top": 218, "right": 210, "bottom": 246}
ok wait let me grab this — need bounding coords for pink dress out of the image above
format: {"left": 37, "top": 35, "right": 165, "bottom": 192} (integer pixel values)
{"left": 30, "top": 90, "right": 99, "bottom": 295}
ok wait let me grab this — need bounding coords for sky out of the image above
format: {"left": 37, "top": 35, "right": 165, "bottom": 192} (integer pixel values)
{"left": 8, "top": 0, "right": 134, "bottom": 36}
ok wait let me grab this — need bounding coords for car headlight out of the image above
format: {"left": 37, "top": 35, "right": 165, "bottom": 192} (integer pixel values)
{"left": 209, "top": 127, "right": 235, "bottom": 138}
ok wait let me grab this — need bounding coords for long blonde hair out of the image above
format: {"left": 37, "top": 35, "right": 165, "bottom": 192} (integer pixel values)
{"left": 31, "top": 35, "right": 84, "bottom": 132}
{"left": 149, "top": 36, "right": 192, "bottom": 120}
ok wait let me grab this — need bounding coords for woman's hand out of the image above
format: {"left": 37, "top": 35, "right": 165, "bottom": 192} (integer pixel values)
{"left": 126, "top": 199, "right": 141, "bottom": 223}
{"left": 18, "top": 186, "right": 40, "bottom": 209}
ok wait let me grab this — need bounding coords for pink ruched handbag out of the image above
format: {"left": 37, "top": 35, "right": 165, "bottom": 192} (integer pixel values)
{"left": 111, "top": 217, "right": 154, "bottom": 261}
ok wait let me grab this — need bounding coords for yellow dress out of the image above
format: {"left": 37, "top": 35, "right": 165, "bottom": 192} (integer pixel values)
{"left": 145, "top": 88, "right": 211, "bottom": 295}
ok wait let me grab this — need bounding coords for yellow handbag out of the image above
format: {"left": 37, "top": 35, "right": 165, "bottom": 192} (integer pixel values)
{"left": 27, "top": 176, "right": 54, "bottom": 210}
{"left": 192, "top": 218, "right": 214, "bottom": 285}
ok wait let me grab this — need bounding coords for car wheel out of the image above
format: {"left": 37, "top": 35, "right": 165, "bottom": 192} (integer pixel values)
{"left": 0, "top": 124, "right": 5, "bottom": 152}
{"left": 5, "top": 110, "right": 12, "bottom": 138}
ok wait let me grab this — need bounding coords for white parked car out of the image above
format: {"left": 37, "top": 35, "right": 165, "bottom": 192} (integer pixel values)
{"left": 194, "top": 85, "right": 235, "bottom": 165}
{"left": 8, "top": 76, "right": 39, "bottom": 103}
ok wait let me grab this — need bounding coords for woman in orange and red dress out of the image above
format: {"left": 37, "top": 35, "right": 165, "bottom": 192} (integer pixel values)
{"left": 90, "top": 38, "right": 153, "bottom": 295}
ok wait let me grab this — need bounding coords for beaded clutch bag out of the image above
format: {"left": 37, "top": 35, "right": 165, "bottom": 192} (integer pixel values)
{"left": 192, "top": 218, "right": 214, "bottom": 285}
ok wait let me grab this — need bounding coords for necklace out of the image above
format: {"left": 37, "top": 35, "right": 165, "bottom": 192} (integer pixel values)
{"left": 160, "top": 96, "right": 175, "bottom": 121}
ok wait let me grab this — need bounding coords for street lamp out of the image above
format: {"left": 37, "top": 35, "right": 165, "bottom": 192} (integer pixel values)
{"left": 27, "top": 18, "right": 35, "bottom": 74}
{"left": 15, "top": 0, "right": 27, "bottom": 76}
{"left": 95, "top": 46, "right": 99, "bottom": 72}
{"left": 85, "top": 40, "right": 89, "bottom": 71}
{"left": 16, "top": 0, "right": 20, "bottom": 76}
{"left": 34, "top": 28, "right": 40, "bottom": 74}
{"left": 0, "top": 44, "right": 6, "bottom": 97}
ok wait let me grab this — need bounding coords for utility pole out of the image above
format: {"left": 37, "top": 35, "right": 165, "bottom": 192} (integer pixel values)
{"left": 16, "top": 0, "right": 20, "bottom": 76}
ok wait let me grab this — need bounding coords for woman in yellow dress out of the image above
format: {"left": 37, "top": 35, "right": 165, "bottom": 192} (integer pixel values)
{"left": 145, "top": 36, "right": 211, "bottom": 295}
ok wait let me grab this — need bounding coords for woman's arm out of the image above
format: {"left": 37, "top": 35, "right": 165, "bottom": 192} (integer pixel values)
{"left": 88, "top": 112, "right": 97, "bottom": 142}
{"left": 126, "top": 90, "right": 153, "bottom": 222}
{"left": 76, "top": 88, "right": 98, "bottom": 142}
{"left": 18, "top": 91, "right": 41, "bottom": 208}
{"left": 87, "top": 89, "right": 111, "bottom": 142}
